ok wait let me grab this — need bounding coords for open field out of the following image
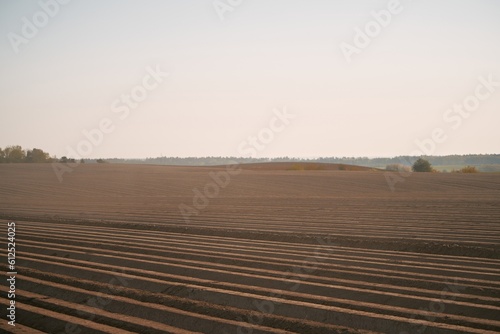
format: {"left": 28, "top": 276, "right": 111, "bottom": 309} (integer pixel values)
{"left": 430, "top": 165, "right": 500, "bottom": 173}
{"left": 238, "top": 162, "right": 379, "bottom": 171}
{"left": 1, "top": 163, "right": 500, "bottom": 333}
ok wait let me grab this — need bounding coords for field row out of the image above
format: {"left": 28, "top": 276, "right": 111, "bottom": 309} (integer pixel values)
{"left": 1, "top": 164, "right": 499, "bottom": 333}
{"left": 2, "top": 220, "right": 500, "bottom": 333}
{"left": 1, "top": 165, "right": 499, "bottom": 254}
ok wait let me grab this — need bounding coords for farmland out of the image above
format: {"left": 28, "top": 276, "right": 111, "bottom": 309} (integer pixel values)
{"left": 1, "top": 163, "right": 499, "bottom": 333}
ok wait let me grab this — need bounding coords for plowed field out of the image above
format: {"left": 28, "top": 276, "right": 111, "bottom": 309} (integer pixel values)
{"left": 1, "top": 163, "right": 499, "bottom": 333}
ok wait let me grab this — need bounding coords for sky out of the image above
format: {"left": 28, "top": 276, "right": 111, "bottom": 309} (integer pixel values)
{"left": 0, "top": 0, "right": 499, "bottom": 159}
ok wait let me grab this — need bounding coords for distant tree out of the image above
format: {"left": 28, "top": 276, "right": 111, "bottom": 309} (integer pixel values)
{"left": 25, "top": 150, "right": 33, "bottom": 162}
{"left": 60, "top": 156, "right": 68, "bottom": 163}
{"left": 0, "top": 148, "right": 4, "bottom": 163}
{"left": 80, "top": 158, "right": 85, "bottom": 163}
{"left": 4, "top": 145, "right": 26, "bottom": 163}
{"left": 25, "top": 148, "right": 51, "bottom": 162}
{"left": 96, "top": 159, "right": 106, "bottom": 163}
{"left": 412, "top": 158, "right": 432, "bottom": 172}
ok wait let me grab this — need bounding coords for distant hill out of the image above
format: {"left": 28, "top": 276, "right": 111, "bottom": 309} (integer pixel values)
{"left": 103, "top": 154, "right": 500, "bottom": 172}
{"left": 2, "top": 145, "right": 498, "bottom": 172}
{"left": 237, "top": 162, "right": 379, "bottom": 171}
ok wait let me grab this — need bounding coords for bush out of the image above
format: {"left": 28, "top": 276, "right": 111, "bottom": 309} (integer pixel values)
{"left": 412, "top": 158, "right": 433, "bottom": 172}
{"left": 455, "top": 166, "right": 478, "bottom": 173}
{"left": 60, "top": 156, "right": 76, "bottom": 163}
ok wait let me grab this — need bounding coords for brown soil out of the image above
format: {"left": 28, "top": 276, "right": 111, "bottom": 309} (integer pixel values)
{"left": 0, "top": 163, "right": 499, "bottom": 333}
{"left": 235, "top": 162, "right": 380, "bottom": 171}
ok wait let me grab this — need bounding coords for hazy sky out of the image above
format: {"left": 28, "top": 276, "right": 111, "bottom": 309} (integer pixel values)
{"left": 1, "top": 0, "right": 499, "bottom": 158}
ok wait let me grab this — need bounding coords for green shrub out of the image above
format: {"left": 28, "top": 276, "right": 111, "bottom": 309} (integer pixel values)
{"left": 412, "top": 158, "right": 432, "bottom": 172}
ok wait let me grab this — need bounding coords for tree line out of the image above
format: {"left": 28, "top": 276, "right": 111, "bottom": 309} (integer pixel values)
{"left": 117, "top": 154, "right": 500, "bottom": 167}
{"left": 0, "top": 145, "right": 98, "bottom": 164}
{"left": 0, "top": 145, "right": 498, "bottom": 169}
{"left": 0, "top": 145, "right": 54, "bottom": 163}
